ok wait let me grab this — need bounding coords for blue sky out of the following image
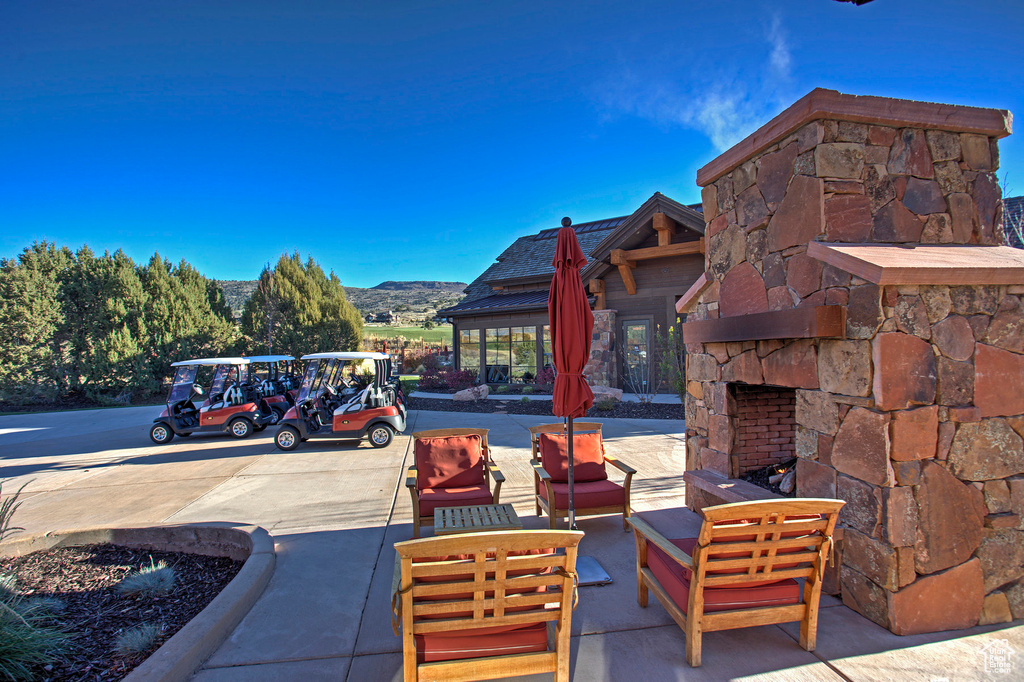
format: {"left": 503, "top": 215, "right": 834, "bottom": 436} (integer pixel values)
{"left": 2, "top": 0, "right": 1022, "bottom": 288}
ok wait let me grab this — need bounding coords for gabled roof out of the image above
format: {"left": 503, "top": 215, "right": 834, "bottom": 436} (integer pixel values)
{"left": 481, "top": 216, "right": 629, "bottom": 286}
{"left": 581, "top": 193, "right": 705, "bottom": 280}
{"left": 441, "top": 192, "right": 702, "bottom": 319}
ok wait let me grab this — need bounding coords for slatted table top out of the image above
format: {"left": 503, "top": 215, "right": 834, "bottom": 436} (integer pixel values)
{"left": 434, "top": 503, "right": 523, "bottom": 535}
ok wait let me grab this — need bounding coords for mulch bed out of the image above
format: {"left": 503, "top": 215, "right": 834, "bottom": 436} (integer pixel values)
{"left": 409, "top": 396, "right": 684, "bottom": 420}
{"left": 1, "top": 544, "right": 243, "bottom": 681}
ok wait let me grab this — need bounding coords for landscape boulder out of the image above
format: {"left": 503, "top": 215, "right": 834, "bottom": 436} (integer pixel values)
{"left": 590, "top": 385, "right": 623, "bottom": 402}
{"left": 453, "top": 384, "right": 489, "bottom": 401}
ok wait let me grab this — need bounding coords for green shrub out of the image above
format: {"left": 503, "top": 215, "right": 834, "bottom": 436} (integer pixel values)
{"left": 114, "top": 623, "right": 163, "bottom": 656}
{"left": 521, "top": 396, "right": 530, "bottom": 403}
{"left": 494, "top": 385, "right": 508, "bottom": 394}
{"left": 116, "top": 559, "right": 175, "bottom": 597}
{"left": 0, "top": 575, "right": 66, "bottom": 680}
{"left": 594, "top": 398, "right": 616, "bottom": 412}
{"left": 522, "top": 386, "right": 534, "bottom": 395}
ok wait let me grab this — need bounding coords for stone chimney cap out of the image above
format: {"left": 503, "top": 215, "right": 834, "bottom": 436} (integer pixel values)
{"left": 696, "top": 88, "right": 1013, "bottom": 187}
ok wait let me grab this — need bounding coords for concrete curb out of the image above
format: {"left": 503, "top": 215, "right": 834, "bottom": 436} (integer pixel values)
{"left": 0, "top": 523, "right": 276, "bottom": 682}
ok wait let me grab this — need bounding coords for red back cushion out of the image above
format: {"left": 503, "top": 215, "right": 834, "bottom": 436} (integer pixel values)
{"left": 415, "top": 435, "right": 485, "bottom": 490}
{"left": 539, "top": 432, "right": 607, "bottom": 483}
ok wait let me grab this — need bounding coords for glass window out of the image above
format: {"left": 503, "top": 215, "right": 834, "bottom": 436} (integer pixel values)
{"left": 485, "top": 327, "right": 511, "bottom": 382}
{"left": 459, "top": 329, "right": 480, "bottom": 372}
{"left": 511, "top": 326, "right": 538, "bottom": 381}
{"left": 542, "top": 325, "right": 553, "bottom": 372}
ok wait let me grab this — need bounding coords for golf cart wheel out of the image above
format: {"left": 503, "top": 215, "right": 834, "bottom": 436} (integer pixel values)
{"left": 229, "top": 418, "right": 253, "bottom": 439}
{"left": 254, "top": 424, "right": 267, "bottom": 432}
{"left": 276, "top": 426, "right": 300, "bottom": 451}
{"left": 150, "top": 423, "right": 174, "bottom": 444}
{"left": 269, "top": 408, "right": 283, "bottom": 425}
{"left": 368, "top": 424, "right": 393, "bottom": 448}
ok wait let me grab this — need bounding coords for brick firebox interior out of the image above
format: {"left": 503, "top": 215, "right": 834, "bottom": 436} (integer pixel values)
{"left": 678, "top": 89, "right": 1024, "bottom": 635}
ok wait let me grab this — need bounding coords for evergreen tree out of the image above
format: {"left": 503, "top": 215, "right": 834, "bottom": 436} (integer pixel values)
{"left": 0, "top": 242, "right": 72, "bottom": 402}
{"left": 241, "top": 253, "right": 362, "bottom": 356}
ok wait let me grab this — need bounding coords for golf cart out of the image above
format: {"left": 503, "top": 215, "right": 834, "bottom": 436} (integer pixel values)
{"left": 245, "top": 355, "right": 300, "bottom": 422}
{"left": 274, "top": 352, "right": 406, "bottom": 451}
{"left": 149, "top": 358, "right": 277, "bottom": 444}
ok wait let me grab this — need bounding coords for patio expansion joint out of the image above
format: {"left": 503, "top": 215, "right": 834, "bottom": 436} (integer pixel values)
{"left": 201, "top": 652, "right": 353, "bottom": 670}
{"left": 344, "top": 429, "right": 416, "bottom": 682}
{"left": 772, "top": 622, "right": 854, "bottom": 682}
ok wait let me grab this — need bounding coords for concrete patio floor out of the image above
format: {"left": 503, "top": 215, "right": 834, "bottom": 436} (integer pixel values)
{"left": 1, "top": 406, "right": 1021, "bottom": 681}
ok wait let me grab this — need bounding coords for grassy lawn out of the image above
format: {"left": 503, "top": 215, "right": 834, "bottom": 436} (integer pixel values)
{"left": 364, "top": 325, "right": 453, "bottom": 344}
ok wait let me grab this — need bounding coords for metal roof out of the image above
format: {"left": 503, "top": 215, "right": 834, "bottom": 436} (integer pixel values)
{"left": 441, "top": 290, "right": 551, "bottom": 315}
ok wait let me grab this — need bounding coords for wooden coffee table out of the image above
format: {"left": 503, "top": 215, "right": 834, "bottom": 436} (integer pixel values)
{"left": 434, "top": 503, "right": 523, "bottom": 535}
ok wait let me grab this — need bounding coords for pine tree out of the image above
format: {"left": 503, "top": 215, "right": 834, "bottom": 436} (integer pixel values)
{"left": 241, "top": 253, "right": 363, "bottom": 356}
{"left": 0, "top": 242, "right": 72, "bottom": 403}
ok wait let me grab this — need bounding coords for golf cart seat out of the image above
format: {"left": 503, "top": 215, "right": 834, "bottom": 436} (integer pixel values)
{"left": 224, "top": 384, "right": 244, "bottom": 406}
{"left": 337, "top": 385, "right": 371, "bottom": 414}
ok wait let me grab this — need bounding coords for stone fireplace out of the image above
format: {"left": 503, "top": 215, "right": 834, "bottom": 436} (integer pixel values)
{"left": 679, "top": 89, "right": 1024, "bottom": 635}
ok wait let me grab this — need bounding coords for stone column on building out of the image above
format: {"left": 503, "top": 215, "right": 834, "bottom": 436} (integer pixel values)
{"left": 585, "top": 308, "right": 617, "bottom": 388}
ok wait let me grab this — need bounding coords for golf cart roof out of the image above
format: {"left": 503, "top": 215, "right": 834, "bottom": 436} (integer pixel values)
{"left": 170, "top": 357, "right": 251, "bottom": 367}
{"left": 246, "top": 355, "right": 295, "bottom": 362}
{"left": 300, "top": 352, "right": 389, "bottom": 361}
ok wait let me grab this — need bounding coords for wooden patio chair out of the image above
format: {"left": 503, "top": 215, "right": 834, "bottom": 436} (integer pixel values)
{"left": 406, "top": 428, "right": 504, "bottom": 538}
{"left": 629, "top": 498, "right": 844, "bottom": 667}
{"left": 529, "top": 428, "right": 635, "bottom": 530}
{"left": 393, "top": 529, "right": 584, "bottom": 682}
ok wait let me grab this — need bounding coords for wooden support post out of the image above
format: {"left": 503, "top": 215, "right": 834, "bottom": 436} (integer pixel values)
{"left": 653, "top": 212, "right": 676, "bottom": 247}
{"left": 589, "top": 279, "right": 606, "bottom": 310}
{"left": 611, "top": 249, "right": 638, "bottom": 295}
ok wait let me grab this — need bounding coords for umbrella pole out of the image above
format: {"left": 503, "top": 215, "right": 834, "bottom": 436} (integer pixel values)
{"left": 567, "top": 415, "right": 576, "bottom": 530}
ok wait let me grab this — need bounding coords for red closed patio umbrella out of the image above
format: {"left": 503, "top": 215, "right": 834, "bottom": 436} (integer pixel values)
{"left": 548, "top": 220, "right": 595, "bottom": 529}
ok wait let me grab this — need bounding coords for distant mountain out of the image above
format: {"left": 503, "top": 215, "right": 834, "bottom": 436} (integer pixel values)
{"left": 373, "top": 281, "right": 466, "bottom": 292}
{"left": 215, "top": 279, "right": 466, "bottom": 320}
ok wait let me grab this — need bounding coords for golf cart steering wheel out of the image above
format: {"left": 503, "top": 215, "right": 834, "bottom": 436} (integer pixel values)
{"left": 192, "top": 384, "right": 204, "bottom": 396}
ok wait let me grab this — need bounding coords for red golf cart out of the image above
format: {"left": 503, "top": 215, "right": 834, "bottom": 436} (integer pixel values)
{"left": 149, "top": 358, "right": 277, "bottom": 444}
{"left": 245, "top": 355, "right": 300, "bottom": 422}
{"left": 274, "top": 352, "right": 406, "bottom": 450}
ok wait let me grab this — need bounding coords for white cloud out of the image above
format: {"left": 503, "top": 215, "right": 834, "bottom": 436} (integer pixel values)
{"left": 597, "top": 15, "right": 797, "bottom": 153}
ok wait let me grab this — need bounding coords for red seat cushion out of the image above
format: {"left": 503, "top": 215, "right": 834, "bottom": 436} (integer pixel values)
{"left": 416, "top": 621, "right": 548, "bottom": 663}
{"left": 417, "top": 484, "right": 493, "bottom": 515}
{"left": 416, "top": 435, "right": 485, "bottom": 489}
{"left": 540, "top": 479, "right": 624, "bottom": 509}
{"left": 538, "top": 432, "right": 607, "bottom": 482}
{"left": 646, "top": 537, "right": 801, "bottom": 611}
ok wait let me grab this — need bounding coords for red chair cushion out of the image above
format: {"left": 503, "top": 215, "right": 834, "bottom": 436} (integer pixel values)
{"left": 646, "top": 537, "right": 800, "bottom": 613}
{"left": 540, "top": 479, "right": 624, "bottom": 509}
{"left": 538, "top": 432, "right": 607, "bottom": 483}
{"left": 416, "top": 621, "right": 548, "bottom": 663}
{"left": 417, "top": 484, "right": 493, "bottom": 515}
{"left": 416, "top": 435, "right": 485, "bottom": 489}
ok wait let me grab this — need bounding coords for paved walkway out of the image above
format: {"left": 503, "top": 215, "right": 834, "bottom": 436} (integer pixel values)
{"left": 1, "top": 407, "right": 1021, "bottom": 681}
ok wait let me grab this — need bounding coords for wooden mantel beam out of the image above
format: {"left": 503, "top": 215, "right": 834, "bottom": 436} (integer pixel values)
{"left": 681, "top": 305, "right": 846, "bottom": 345}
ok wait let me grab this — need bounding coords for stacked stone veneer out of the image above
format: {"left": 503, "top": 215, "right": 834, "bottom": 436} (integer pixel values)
{"left": 585, "top": 309, "right": 617, "bottom": 388}
{"left": 683, "top": 94, "right": 1024, "bottom": 634}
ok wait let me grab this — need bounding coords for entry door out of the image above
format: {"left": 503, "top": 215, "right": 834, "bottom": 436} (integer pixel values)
{"left": 622, "top": 319, "right": 651, "bottom": 391}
